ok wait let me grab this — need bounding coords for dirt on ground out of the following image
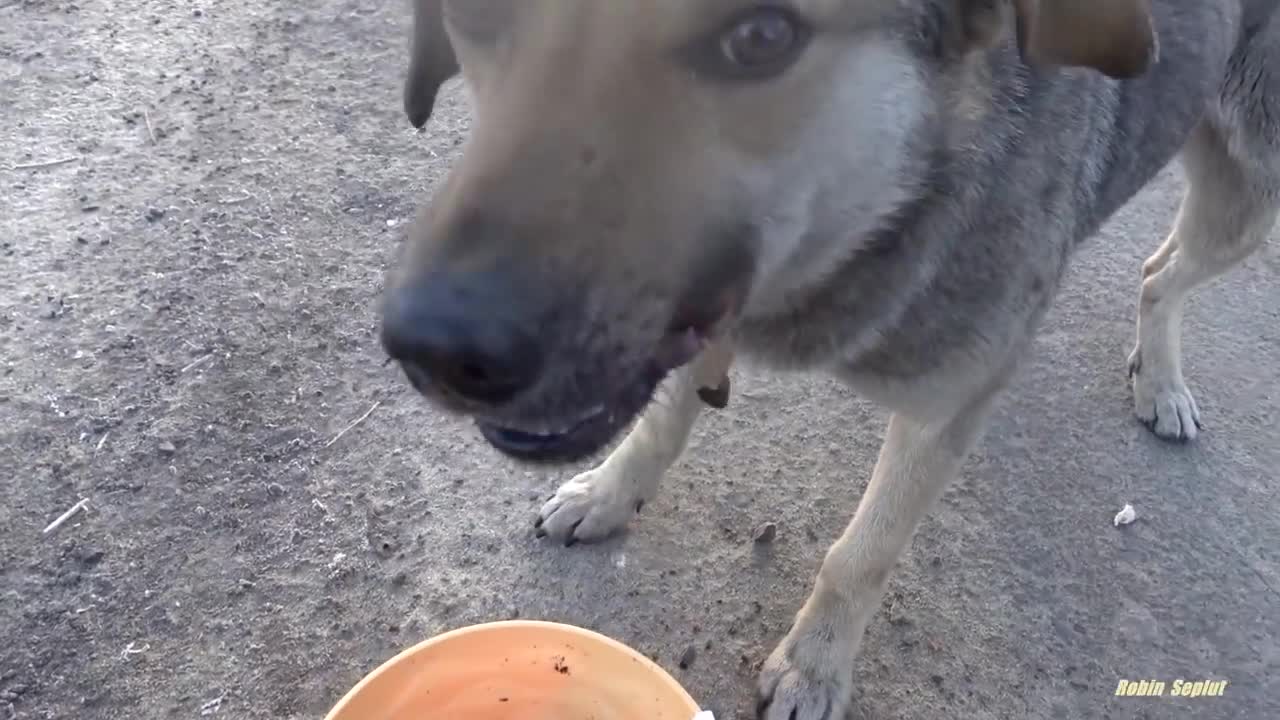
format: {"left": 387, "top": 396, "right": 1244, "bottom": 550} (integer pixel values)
{"left": 2, "top": 2, "right": 1277, "bottom": 720}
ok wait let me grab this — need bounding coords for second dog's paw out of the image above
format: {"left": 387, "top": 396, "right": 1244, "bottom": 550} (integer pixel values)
{"left": 535, "top": 468, "right": 646, "bottom": 546}
{"left": 757, "top": 626, "right": 855, "bottom": 720}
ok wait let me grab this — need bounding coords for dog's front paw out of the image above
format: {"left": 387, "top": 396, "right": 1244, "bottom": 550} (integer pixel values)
{"left": 535, "top": 467, "right": 646, "bottom": 546}
{"left": 757, "top": 623, "right": 855, "bottom": 720}
{"left": 1129, "top": 346, "right": 1202, "bottom": 442}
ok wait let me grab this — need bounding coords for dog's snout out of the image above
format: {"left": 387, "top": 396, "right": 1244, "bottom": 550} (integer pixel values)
{"left": 381, "top": 274, "right": 543, "bottom": 407}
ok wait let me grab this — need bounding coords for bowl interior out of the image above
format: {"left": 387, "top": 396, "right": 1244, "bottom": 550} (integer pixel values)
{"left": 326, "top": 620, "right": 700, "bottom": 720}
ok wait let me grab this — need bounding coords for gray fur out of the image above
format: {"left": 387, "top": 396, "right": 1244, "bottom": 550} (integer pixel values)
{"left": 740, "top": 0, "right": 1271, "bottom": 392}
{"left": 386, "top": 1, "right": 1280, "bottom": 718}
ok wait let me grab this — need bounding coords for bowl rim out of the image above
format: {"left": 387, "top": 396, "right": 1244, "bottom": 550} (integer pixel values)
{"left": 323, "top": 619, "right": 701, "bottom": 719}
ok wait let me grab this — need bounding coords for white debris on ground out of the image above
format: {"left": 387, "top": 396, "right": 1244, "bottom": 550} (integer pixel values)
{"left": 42, "top": 497, "right": 89, "bottom": 535}
{"left": 199, "top": 691, "right": 226, "bottom": 716}
{"left": 327, "top": 552, "right": 352, "bottom": 580}
{"left": 1114, "top": 503, "right": 1137, "bottom": 527}
{"left": 119, "top": 641, "right": 149, "bottom": 660}
{"left": 692, "top": 712, "right": 715, "bottom": 720}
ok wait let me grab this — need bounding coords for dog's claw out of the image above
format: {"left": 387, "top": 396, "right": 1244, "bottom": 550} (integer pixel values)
{"left": 564, "top": 519, "right": 584, "bottom": 546}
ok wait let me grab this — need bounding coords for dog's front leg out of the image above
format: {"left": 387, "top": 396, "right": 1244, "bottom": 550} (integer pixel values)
{"left": 535, "top": 341, "right": 733, "bottom": 545}
{"left": 758, "top": 394, "right": 995, "bottom": 720}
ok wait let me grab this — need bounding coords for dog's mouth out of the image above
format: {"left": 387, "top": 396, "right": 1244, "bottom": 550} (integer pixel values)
{"left": 475, "top": 376, "right": 657, "bottom": 462}
{"left": 473, "top": 326, "right": 708, "bottom": 463}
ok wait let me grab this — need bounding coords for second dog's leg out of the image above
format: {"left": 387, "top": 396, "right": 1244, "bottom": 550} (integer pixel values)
{"left": 536, "top": 343, "right": 731, "bottom": 544}
{"left": 757, "top": 393, "right": 996, "bottom": 720}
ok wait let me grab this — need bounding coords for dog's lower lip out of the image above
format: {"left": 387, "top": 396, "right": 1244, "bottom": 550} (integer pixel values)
{"left": 476, "top": 409, "right": 615, "bottom": 462}
{"left": 482, "top": 404, "right": 606, "bottom": 437}
{"left": 476, "top": 363, "right": 667, "bottom": 463}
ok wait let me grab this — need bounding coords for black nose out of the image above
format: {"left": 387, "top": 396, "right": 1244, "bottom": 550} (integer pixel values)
{"left": 380, "top": 273, "right": 544, "bottom": 407}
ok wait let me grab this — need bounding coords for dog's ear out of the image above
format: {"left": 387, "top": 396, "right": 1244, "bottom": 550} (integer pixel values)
{"left": 1011, "top": 0, "right": 1157, "bottom": 79}
{"left": 404, "top": 0, "right": 460, "bottom": 128}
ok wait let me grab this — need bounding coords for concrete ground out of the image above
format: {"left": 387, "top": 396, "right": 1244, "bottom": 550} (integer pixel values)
{"left": 1, "top": 1, "right": 1276, "bottom": 719}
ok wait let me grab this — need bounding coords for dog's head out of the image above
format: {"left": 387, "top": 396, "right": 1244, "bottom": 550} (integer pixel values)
{"left": 382, "top": 0, "right": 1155, "bottom": 462}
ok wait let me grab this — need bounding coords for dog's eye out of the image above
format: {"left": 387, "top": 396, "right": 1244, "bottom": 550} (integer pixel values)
{"left": 718, "top": 7, "right": 807, "bottom": 75}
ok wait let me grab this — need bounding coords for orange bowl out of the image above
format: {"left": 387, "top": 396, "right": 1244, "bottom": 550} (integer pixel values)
{"left": 325, "top": 620, "right": 702, "bottom": 720}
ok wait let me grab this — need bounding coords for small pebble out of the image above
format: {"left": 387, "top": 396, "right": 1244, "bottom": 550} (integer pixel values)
{"left": 157, "top": 440, "right": 177, "bottom": 455}
{"left": 145, "top": 207, "right": 165, "bottom": 222}
{"left": 678, "top": 645, "right": 697, "bottom": 670}
{"left": 73, "top": 547, "right": 105, "bottom": 567}
{"left": 753, "top": 522, "right": 777, "bottom": 543}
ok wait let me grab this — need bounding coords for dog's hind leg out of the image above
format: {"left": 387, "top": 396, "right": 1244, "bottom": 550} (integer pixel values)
{"left": 1129, "top": 114, "right": 1279, "bottom": 441}
{"left": 534, "top": 342, "right": 731, "bottom": 544}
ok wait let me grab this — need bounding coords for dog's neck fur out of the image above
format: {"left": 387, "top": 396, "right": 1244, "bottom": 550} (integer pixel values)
{"left": 733, "top": 1, "right": 1241, "bottom": 385}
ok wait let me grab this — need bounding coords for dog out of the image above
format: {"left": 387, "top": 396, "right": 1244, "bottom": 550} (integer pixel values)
{"left": 379, "top": 1, "right": 1279, "bottom": 717}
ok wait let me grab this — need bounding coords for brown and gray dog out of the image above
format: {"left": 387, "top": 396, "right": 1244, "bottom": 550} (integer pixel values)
{"left": 380, "top": 0, "right": 1278, "bottom": 717}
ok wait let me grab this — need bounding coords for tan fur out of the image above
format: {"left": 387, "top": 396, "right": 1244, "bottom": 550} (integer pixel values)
{"left": 384, "top": 2, "right": 1275, "bottom": 719}
{"left": 1129, "top": 119, "right": 1277, "bottom": 440}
